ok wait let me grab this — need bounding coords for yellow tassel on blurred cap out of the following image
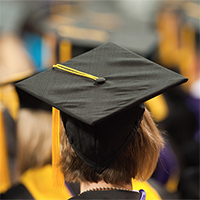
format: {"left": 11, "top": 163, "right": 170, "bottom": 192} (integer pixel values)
{"left": 52, "top": 107, "right": 65, "bottom": 189}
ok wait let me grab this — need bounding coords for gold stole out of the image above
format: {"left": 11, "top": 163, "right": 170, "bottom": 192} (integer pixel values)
{"left": 132, "top": 179, "right": 162, "bottom": 200}
{"left": 20, "top": 165, "right": 73, "bottom": 200}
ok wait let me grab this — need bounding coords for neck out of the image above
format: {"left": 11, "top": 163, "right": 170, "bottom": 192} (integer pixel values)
{"left": 80, "top": 180, "right": 132, "bottom": 193}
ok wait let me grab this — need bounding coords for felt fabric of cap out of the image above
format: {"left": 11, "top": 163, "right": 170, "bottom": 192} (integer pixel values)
{"left": 15, "top": 85, "right": 52, "bottom": 112}
{"left": 61, "top": 104, "right": 144, "bottom": 173}
{"left": 15, "top": 42, "right": 188, "bottom": 173}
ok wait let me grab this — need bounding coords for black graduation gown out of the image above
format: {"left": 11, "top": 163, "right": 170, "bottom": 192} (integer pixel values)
{"left": 1, "top": 183, "right": 34, "bottom": 199}
{"left": 69, "top": 190, "right": 141, "bottom": 200}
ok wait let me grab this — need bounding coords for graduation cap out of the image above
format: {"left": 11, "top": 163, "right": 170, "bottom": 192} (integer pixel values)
{"left": 15, "top": 85, "right": 52, "bottom": 112}
{"left": 35, "top": 1, "right": 157, "bottom": 56}
{"left": 16, "top": 42, "right": 187, "bottom": 176}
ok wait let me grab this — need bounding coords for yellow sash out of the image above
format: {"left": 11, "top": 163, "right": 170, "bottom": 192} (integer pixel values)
{"left": 20, "top": 165, "right": 73, "bottom": 200}
{"left": 145, "top": 94, "right": 168, "bottom": 122}
{"left": 132, "top": 179, "right": 162, "bottom": 200}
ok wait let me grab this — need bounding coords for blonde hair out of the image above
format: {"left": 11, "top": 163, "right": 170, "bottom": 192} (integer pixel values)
{"left": 15, "top": 109, "right": 52, "bottom": 181}
{"left": 60, "top": 108, "right": 164, "bottom": 186}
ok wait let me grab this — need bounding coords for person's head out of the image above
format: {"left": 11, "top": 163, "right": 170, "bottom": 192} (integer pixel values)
{"left": 15, "top": 109, "right": 52, "bottom": 180}
{"left": 14, "top": 87, "right": 52, "bottom": 181}
{"left": 60, "top": 107, "right": 164, "bottom": 187}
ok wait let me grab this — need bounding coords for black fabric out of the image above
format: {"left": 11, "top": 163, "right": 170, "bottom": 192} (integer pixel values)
{"left": 160, "top": 86, "right": 197, "bottom": 146}
{"left": 68, "top": 182, "right": 80, "bottom": 196}
{"left": 69, "top": 190, "right": 141, "bottom": 200}
{"left": 15, "top": 42, "right": 188, "bottom": 173}
{"left": 61, "top": 104, "right": 144, "bottom": 173}
{"left": 3, "top": 108, "right": 17, "bottom": 180}
{"left": 178, "top": 167, "right": 200, "bottom": 199}
{"left": 1, "top": 183, "right": 34, "bottom": 199}
{"left": 15, "top": 86, "right": 52, "bottom": 111}
{"left": 15, "top": 42, "right": 187, "bottom": 126}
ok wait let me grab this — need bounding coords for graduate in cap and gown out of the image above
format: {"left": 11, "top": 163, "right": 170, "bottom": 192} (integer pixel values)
{"left": 1, "top": 87, "right": 73, "bottom": 199}
{"left": 15, "top": 42, "right": 187, "bottom": 199}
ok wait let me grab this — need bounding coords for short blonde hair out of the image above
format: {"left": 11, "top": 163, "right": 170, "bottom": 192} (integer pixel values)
{"left": 15, "top": 109, "right": 52, "bottom": 181}
{"left": 60, "top": 108, "right": 164, "bottom": 186}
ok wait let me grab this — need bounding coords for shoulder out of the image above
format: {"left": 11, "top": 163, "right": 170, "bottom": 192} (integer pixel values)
{"left": 1, "top": 183, "right": 34, "bottom": 199}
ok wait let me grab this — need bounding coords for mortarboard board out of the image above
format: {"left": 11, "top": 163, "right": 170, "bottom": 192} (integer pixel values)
{"left": 16, "top": 42, "right": 188, "bottom": 174}
{"left": 15, "top": 85, "right": 52, "bottom": 112}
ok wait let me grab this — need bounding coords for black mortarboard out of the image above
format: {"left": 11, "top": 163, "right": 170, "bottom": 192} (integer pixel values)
{"left": 15, "top": 85, "right": 52, "bottom": 112}
{"left": 36, "top": 1, "right": 157, "bottom": 56}
{"left": 16, "top": 42, "right": 187, "bottom": 173}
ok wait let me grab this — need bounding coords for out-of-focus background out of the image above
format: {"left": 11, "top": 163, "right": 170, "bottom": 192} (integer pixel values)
{"left": 0, "top": 1, "right": 199, "bottom": 199}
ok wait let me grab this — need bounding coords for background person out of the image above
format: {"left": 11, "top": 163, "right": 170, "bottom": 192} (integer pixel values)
{"left": 1, "top": 87, "right": 73, "bottom": 199}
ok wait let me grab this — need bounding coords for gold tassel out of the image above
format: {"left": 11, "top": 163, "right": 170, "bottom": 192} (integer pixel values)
{"left": 52, "top": 38, "right": 71, "bottom": 190}
{"left": 52, "top": 107, "right": 65, "bottom": 189}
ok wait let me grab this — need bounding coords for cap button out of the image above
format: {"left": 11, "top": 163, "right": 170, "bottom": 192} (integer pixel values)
{"left": 95, "top": 77, "right": 106, "bottom": 84}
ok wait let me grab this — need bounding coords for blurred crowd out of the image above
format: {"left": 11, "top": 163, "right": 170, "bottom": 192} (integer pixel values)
{"left": 0, "top": 1, "right": 199, "bottom": 199}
